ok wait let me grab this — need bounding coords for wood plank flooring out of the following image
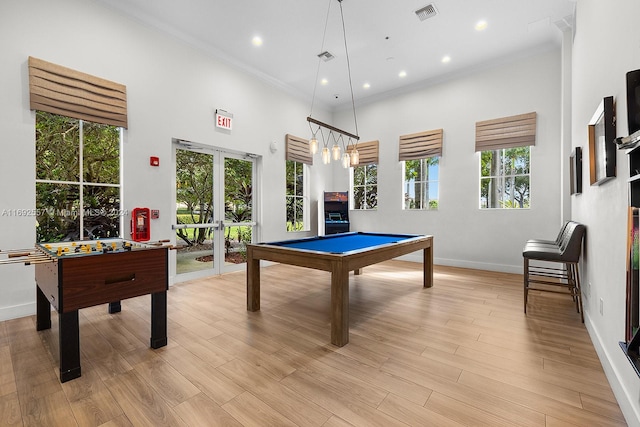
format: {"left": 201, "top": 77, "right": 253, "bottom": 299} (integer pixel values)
{"left": 0, "top": 261, "right": 627, "bottom": 426}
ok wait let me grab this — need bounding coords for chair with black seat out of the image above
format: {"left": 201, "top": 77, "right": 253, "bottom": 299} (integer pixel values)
{"left": 526, "top": 221, "right": 570, "bottom": 246}
{"left": 522, "top": 221, "right": 586, "bottom": 322}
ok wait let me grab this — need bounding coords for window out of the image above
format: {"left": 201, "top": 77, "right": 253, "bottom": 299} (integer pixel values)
{"left": 399, "top": 129, "right": 442, "bottom": 211}
{"left": 349, "top": 140, "right": 379, "bottom": 210}
{"left": 480, "top": 147, "right": 530, "bottom": 209}
{"left": 286, "top": 160, "right": 308, "bottom": 231}
{"left": 352, "top": 164, "right": 378, "bottom": 210}
{"left": 36, "top": 111, "right": 122, "bottom": 241}
{"left": 403, "top": 157, "right": 439, "bottom": 210}
{"left": 476, "top": 112, "right": 536, "bottom": 209}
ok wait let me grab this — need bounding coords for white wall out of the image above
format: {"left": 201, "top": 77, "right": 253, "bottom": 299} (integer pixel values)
{"left": 1, "top": 0, "right": 638, "bottom": 422}
{"left": 331, "top": 49, "right": 564, "bottom": 273}
{"left": 0, "top": 0, "right": 329, "bottom": 321}
{"left": 572, "top": 0, "right": 640, "bottom": 424}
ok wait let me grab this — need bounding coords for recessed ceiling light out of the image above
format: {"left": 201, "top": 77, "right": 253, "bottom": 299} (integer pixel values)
{"left": 321, "top": 78, "right": 329, "bottom": 85}
{"left": 399, "top": 70, "right": 407, "bottom": 78}
{"left": 363, "top": 82, "right": 370, "bottom": 89}
{"left": 475, "top": 20, "right": 488, "bottom": 31}
{"left": 251, "top": 36, "right": 263, "bottom": 46}
{"left": 441, "top": 55, "right": 451, "bottom": 63}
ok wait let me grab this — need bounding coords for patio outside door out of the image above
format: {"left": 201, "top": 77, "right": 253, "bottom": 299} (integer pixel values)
{"left": 174, "top": 143, "right": 256, "bottom": 281}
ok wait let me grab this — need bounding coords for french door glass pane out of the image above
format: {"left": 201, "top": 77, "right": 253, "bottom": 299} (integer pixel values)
{"left": 175, "top": 227, "right": 214, "bottom": 274}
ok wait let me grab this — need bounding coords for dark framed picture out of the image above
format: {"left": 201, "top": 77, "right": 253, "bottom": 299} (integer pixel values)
{"left": 570, "top": 147, "right": 582, "bottom": 195}
{"left": 588, "top": 96, "right": 616, "bottom": 185}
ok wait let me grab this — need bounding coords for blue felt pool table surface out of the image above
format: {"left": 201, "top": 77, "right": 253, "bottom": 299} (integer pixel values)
{"left": 264, "top": 232, "right": 421, "bottom": 254}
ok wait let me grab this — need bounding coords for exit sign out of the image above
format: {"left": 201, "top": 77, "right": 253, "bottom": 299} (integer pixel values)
{"left": 215, "top": 110, "right": 233, "bottom": 130}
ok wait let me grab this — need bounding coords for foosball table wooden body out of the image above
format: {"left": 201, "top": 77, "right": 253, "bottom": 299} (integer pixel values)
{"left": 34, "top": 239, "right": 168, "bottom": 382}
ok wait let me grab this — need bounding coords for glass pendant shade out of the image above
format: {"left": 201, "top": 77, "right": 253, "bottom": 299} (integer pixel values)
{"left": 332, "top": 143, "right": 341, "bottom": 161}
{"left": 342, "top": 152, "right": 351, "bottom": 168}
{"left": 350, "top": 148, "right": 359, "bottom": 165}
{"left": 321, "top": 147, "right": 331, "bottom": 164}
{"left": 309, "top": 137, "right": 318, "bottom": 155}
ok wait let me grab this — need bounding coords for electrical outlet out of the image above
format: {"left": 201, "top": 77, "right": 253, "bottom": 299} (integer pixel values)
{"left": 599, "top": 298, "right": 604, "bottom": 315}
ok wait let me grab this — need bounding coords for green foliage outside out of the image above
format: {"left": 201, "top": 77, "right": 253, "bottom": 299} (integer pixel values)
{"left": 176, "top": 150, "right": 214, "bottom": 246}
{"left": 404, "top": 157, "right": 439, "bottom": 210}
{"left": 35, "top": 112, "right": 120, "bottom": 242}
{"left": 286, "top": 160, "right": 304, "bottom": 231}
{"left": 480, "top": 147, "right": 530, "bottom": 209}
{"left": 353, "top": 164, "right": 378, "bottom": 210}
{"left": 224, "top": 158, "right": 253, "bottom": 252}
{"left": 175, "top": 151, "right": 253, "bottom": 259}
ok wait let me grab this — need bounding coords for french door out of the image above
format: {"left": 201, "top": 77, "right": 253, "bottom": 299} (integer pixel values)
{"left": 174, "top": 142, "right": 256, "bottom": 281}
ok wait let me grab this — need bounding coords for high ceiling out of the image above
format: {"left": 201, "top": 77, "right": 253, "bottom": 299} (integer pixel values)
{"left": 95, "top": 0, "right": 575, "bottom": 110}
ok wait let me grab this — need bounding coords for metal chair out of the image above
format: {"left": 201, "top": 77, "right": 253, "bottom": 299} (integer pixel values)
{"left": 522, "top": 221, "right": 586, "bottom": 322}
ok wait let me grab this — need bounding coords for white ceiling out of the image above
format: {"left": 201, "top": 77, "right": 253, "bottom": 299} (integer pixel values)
{"left": 96, "top": 0, "right": 575, "bottom": 110}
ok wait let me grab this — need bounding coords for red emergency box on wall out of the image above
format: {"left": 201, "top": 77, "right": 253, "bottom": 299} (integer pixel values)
{"left": 131, "top": 207, "right": 150, "bottom": 241}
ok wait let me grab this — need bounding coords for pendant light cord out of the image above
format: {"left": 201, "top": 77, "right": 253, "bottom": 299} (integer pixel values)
{"left": 309, "top": 0, "right": 333, "bottom": 118}
{"left": 338, "top": 0, "right": 359, "bottom": 139}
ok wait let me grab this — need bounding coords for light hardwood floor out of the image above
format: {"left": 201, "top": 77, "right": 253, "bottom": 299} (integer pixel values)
{"left": 0, "top": 261, "right": 627, "bottom": 426}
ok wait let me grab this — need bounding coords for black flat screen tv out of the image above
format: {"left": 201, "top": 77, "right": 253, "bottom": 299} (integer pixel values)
{"left": 627, "top": 69, "right": 640, "bottom": 135}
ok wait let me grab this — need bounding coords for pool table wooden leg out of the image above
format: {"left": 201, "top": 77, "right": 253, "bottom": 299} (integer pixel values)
{"left": 247, "top": 254, "right": 260, "bottom": 311}
{"left": 423, "top": 241, "right": 433, "bottom": 288}
{"left": 331, "top": 262, "right": 350, "bottom": 347}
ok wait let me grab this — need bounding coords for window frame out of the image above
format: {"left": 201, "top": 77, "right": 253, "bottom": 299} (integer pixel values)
{"left": 351, "top": 163, "right": 378, "bottom": 210}
{"left": 285, "top": 160, "right": 309, "bottom": 232}
{"left": 402, "top": 156, "right": 440, "bottom": 210}
{"left": 35, "top": 112, "right": 124, "bottom": 241}
{"left": 479, "top": 146, "right": 531, "bottom": 209}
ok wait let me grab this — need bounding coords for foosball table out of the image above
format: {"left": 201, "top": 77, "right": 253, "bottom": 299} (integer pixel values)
{"left": 1, "top": 238, "right": 169, "bottom": 382}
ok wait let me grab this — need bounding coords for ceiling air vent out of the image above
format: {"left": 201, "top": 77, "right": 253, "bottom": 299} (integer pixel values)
{"left": 318, "top": 51, "right": 335, "bottom": 62}
{"left": 415, "top": 3, "right": 438, "bottom": 21}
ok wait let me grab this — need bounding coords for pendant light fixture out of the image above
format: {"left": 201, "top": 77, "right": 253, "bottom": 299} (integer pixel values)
{"left": 307, "top": 0, "right": 360, "bottom": 168}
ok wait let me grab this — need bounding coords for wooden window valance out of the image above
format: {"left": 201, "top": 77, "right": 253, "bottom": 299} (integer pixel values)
{"left": 398, "top": 129, "right": 443, "bottom": 161}
{"left": 347, "top": 140, "right": 379, "bottom": 166}
{"left": 285, "top": 134, "right": 313, "bottom": 165}
{"left": 475, "top": 112, "right": 536, "bottom": 152}
{"left": 28, "top": 56, "right": 128, "bottom": 128}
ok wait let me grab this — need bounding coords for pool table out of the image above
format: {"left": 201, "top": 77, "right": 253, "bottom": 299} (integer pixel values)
{"left": 246, "top": 232, "right": 433, "bottom": 346}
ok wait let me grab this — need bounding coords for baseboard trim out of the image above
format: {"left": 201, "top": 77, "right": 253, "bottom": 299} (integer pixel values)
{"left": 584, "top": 312, "right": 640, "bottom": 426}
{"left": 393, "top": 253, "right": 521, "bottom": 274}
{"left": 0, "top": 302, "right": 35, "bottom": 322}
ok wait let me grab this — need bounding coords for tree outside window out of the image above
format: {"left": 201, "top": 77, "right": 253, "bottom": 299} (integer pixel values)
{"left": 352, "top": 164, "right": 378, "bottom": 210}
{"left": 36, "top": 111, "right": 121, "bottom": 242}
{"left": 403, "top": 157, "right": 439, "bottom": 210}
{"left": 286, "top": 160, "right": 307, "bottom": 231}
{"left": 480, "top": 147, "right": 530, "bottom": 209}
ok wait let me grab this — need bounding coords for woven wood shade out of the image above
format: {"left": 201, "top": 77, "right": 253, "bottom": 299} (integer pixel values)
{"left": 347, "top": 140, "right": 379, "bottom": 166}
{"left": 285, "top": 134, "right": 313, "bottom": 165}
{"left": 28, "top": 56, "right": 128, "bottom": 128}
{"left": 398, "top": 129, "right": 443, "bottom": 161}
{"left": 475, "top": 112, "right": 536, "bottom": 152}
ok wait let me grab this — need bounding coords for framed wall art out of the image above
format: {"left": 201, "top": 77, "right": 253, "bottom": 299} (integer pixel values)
{"left": 589, "top": 96, "right": 616, "bottom": 185}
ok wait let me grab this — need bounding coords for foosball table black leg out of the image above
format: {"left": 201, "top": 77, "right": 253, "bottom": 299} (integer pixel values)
{"left": 36, "top": 286, "right": 51, "bottom": 331}
{"left": 108, "top": 301, "right": 122, "bottom": 313}
{"left": 150, "top": 291, "right": 167, "bottom": 349}
{"left": 59, "top": 310, "right": 81, "bottom": 382}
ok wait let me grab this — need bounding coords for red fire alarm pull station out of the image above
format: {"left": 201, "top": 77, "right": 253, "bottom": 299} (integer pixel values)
{"left": 131, "top": 207, "right": 150, "bottom": 241}
{"left": 150, "top": 156, "right": 159, "bottom": 167}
